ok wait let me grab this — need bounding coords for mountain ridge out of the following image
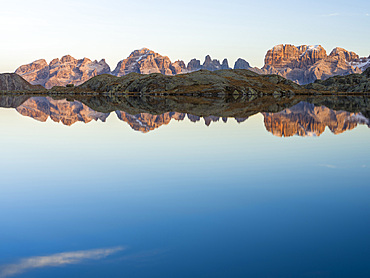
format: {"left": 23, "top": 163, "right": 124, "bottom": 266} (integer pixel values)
{"left": 14, "top": 45, "right": 369, "bottom": 88}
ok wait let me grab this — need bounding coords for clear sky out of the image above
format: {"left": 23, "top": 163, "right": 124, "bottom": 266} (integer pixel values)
{"left": 0, "top": 0, "right": 369, "bottom": 73}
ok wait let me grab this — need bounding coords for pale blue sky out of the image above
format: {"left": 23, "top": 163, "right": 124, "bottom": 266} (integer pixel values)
{"left": 0, "top": 0, "right": 369, "bottom": 72}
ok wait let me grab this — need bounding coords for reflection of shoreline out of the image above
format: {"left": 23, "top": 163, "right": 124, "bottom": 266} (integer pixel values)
{"left": 0, "top": 246, "right": 124, "bottom": 278}
{"left": 3, "top": 95, "right": 370, "bottom": 136}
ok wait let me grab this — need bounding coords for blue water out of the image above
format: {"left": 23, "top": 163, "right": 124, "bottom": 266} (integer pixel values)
{"left": 0, "top": 100, "right": 369, "bottom": 278}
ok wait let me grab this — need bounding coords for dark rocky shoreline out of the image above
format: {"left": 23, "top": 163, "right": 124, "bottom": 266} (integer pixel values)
{"left": 1, "top": 68, "right": 369, "bottom": 95}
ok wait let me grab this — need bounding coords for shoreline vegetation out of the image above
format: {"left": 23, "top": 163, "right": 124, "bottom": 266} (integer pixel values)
{"left": 0, "top": 68, "right": 369, "bottom": 96}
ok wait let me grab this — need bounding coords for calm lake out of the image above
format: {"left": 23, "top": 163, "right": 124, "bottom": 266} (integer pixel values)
{"left": 0, "top": 94, "right": 369, "bottom": 278}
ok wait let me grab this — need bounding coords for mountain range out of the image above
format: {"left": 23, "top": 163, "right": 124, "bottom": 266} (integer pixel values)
{"left": 13, "top": 45, "right": 370, "bottom": 89}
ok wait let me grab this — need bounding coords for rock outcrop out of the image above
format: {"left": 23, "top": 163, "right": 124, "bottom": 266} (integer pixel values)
{"left": 0, "top": 73, "right": 44, "bottom": 91}
{"left": 15, "top": 56, "right": 110, "bottom": 89}
{"left": 263, "top": 101, "right": 369, "bottom": 137}
{"left": 79, "top": 69, "right": 302, "bottom": 94}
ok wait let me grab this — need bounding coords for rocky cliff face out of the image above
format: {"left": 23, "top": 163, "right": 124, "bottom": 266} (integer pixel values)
{"left": 259, "top": 44, "right": 365, "bottom": 84}
{"left": 0, "top": 73, "right": 45, "bottom": 91}
{"left": 263, "top": 101, "right": 369, "bottom": 137}
{"left": 16, "top": 97, "right": 110, "bottom": 125}
{"left": 15, "top": 56, "right": 110, "bottom": 89}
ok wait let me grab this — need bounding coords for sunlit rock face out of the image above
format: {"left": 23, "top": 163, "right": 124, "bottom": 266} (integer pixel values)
{"left": 14, "top": 59, "right": 50, "bottom": 86}
{"left": 15, "top": 56, "right": 110, "bottom": 89}
{"left": 16, "top": 97, "right": 110, "bottom": 125}
{"left": 264, "top": 44, "right": 328, "bottom": 69}
{"left": 112, "top": 48, "right": 187, "bottom": 77}
{"left": 263, "top": 102, "right": 370, "bottom": 137}
{"left": 257, "top": 44, "right": 365, "bottom": 84}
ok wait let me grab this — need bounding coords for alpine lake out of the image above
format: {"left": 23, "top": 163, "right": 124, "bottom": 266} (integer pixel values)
{"left": 0, "top": 92, "right": 369, "bottom": 278}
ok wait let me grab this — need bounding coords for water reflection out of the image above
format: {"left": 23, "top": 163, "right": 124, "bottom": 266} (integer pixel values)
{"left": 2, "top": 95, "right": 370, "bottom": 136}
{"left": 263, "top": 102, "right": 370, "bottom": 137}
{"left": 0, "top": 247, "right": 124, "bottom": 278}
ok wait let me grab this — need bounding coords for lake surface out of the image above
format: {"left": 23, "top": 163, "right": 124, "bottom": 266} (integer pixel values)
{"left": 0, "top": 94, "right": 369, "bottom": 278}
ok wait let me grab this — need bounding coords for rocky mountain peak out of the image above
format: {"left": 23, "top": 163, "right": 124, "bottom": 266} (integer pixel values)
{"left": 221, "top": 59, "right": 230, "bottom": 70}
{"left": 15, "top": 59, "right": 49, "bottom": 86}
{"left": 112, "top": 48, "right": 185, "bottom": 77}
{"left": 187, "top": 59, "right": 201, "bottom": 72}
{"left": 234, "top": 58, "right": 251, "bottom": 69}
{"left": 329, "top": 47, "right": 359, "bottom": 62}
{"left": 204, "top": 55, "right": 212, "bottom": 63}
{"left": 202, "top": 55, "right": 222, "bottom": 71}
{"left": 60, "top": 55, "right": 77, "bottom": 63}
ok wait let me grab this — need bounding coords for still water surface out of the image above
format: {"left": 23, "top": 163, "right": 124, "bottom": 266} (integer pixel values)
{"left": 0, "top": 95, "right": 369, "bottom": 278}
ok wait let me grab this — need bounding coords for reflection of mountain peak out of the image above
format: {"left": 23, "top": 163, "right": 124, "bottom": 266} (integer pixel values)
{"left": 16, "top": 97, "right": 110, "bottom": 126}
{"left": 115, "top": 111, "right": 186, "bottom": 133}
{"left": 263, "top": 102, "right": 370, "bottom": 137}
